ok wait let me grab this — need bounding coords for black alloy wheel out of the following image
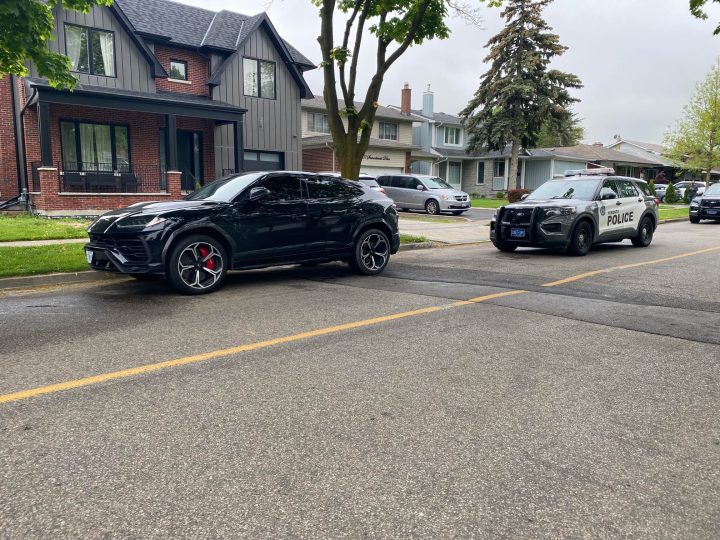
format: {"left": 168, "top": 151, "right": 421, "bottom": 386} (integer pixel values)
{"left": 425, "top": 199, "right": 440, "bottom": 215}
{"left": 348, "top": 228, "right": 391, "bottom": 275}
{"left": 632, "top": 217, "right": 654, "bottom": 247}
{"left": 167, "top": 235, "right": 227, "bottom": 294}
{"left": 568, "top": 221, "right": 593, "bottom": 256}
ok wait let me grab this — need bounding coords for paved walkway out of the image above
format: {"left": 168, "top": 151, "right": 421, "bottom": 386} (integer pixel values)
{"left": 399, "top": 218, "right": 490, "bottom": 244}
{"left": 0, "top": 238, "right": 87, "bottom": 248}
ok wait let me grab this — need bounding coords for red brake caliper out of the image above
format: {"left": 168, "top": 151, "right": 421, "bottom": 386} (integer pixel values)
{"left": 198, "top": 246, "right": 216, "bottom": 270}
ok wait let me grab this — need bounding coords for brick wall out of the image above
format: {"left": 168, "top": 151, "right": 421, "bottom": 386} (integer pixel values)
{"left": 0, "top": 77, "right": 18, "bottom": 199}
{"left": 303, "top": 147, "right": 338, "bottom": 172}
{"left": 154, "top": 45, "right": 210, "bottom": 97}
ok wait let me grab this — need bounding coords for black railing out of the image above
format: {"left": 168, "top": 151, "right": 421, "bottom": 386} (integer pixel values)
{"left": 58, "top": 162, "right": 166, "bottom": 193}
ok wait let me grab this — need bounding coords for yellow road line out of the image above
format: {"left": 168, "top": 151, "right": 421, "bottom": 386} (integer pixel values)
{"left": 0, "top": 290, "right": 526, "bottom": 406}
{"left": 542, "top": 246, "right": 720, "bottom": 287}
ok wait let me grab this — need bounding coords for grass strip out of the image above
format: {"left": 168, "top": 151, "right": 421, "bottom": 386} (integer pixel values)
{"left": 0, "top": 244, "right": 88, "bottom": 278}
{"left": 0, "top": 215, "right": 90, "bottom": 242}
{"left": 471, "top": 198, "right": 507, "bottom": 209}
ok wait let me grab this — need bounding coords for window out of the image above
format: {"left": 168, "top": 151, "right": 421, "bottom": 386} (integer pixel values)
{"left": 448, "top": 162, "right": 462, "bottom": 185}
{"left": 477, "top": 162, "right": 485, "bottom": 184}
{"left": 243, "top": 58, "right": 276, "bottom": 99}
{"left": 598, "top": 179, "right": 619, "bottom": 200}
{"left": 379, "top": 122, "right": 398, "bottom": 141}
{"left": 65, "top": 24, "right": 115, "bottom": 77}
{"left": 60, "top": 121, "right": 129, "bottom": 171}
{"left": 444, "top": 126, "right": 460, "bottom": 145}
{"left": 307, "top": 112, "right": 330, "bottom": 134}
{"left": 256, "top": 175, "right": 302, "bottom": 201}
{"left": 305, "top": 177, "right": 362, "bottom": 199}
{"left": 617, "top": 179, "right": 639, "bottom": 198}
{"left": 494, "top": 159, "right": 506, "bottom": 178}
{"left": 169, "top": 60, "right": 187, "bottom": 81}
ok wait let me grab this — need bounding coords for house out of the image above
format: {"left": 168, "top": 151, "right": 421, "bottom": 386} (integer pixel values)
{"left": 0, "top": 0, "right": 314, "bottom": 215}
{"left": 301, "top": 92, "right": 417, "bottom": 176}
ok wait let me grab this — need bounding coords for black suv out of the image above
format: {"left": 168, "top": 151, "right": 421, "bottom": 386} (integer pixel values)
{"left": 85, "top": 172, "right": 400, "bottom": 294}
{"left": 690, "top": 182, "right": 720, "bottom": 222}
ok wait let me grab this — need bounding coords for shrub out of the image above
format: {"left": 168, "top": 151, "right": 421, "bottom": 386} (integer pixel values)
{"left": 683, "top": 188, "right": 692, "bottom": 204}
{"left": 507, "top": 188, "right": 529, "bottom": 203}
{"left": 495, "top": 191, "right": 505, "bottom": 199}
{"left": 648, "top": 180, "right": 657, "bottom": 196}
{"left": 664, "top": 182, "right": 678, "bottom": 203}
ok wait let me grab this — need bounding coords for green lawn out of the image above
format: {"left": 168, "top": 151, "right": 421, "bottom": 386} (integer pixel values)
{"left": 400, "top": 234, "right": 428, "bottom": 244}
{"left": 471, "top": 198, "right": 507, "bottom": 209}
{"left": 0, "top": 243, "right": 89, "bottom": 278}
{"left": 399, "top": 215, "right": 456, "bottom": 224}
{"left": 0, "top": 215, "right": 91, "bottom": 242}
{"left": 658, "top": 205, "right": 690, "bottom": 220}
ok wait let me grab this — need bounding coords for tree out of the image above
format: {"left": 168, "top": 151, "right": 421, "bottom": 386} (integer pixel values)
{"left": 461, "top": 0, "right": 581, "bottom": 189}
{"left": 314, "top": 0, "right": 491, "bottom": 179}
{"left": 690, "top": 0, "right": 720, "bottom": 35}
{"left": 665, "top": 59, "right": 720, "bottom": 184}
{"left": 535, "top": 112, "right": 584, "bottom": 147}
{"left": 0, "top": 0, "right": 111, "bottom": 90}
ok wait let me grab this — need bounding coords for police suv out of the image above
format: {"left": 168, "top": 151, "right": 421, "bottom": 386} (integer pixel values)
{"left": 490, "top": 169, "right": 659, "bottom": 256}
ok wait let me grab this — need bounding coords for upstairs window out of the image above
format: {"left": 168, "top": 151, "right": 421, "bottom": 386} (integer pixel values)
{"left": 243, "top": 58, "right": 276, "bottom": 99}
{"left": 444, "top": 126, "right": 461, "bottom": 145}
{"left": 307, "top": 112, "right": 330, "bottom": 133}
{"left": 379, "top": 122, "right": 398, "bottom": 141}
{"left": 169, "top": 60, "right": 188, "bottom": 81}
{"left": 65, "top": 24, "right": 115, "bottom": 77}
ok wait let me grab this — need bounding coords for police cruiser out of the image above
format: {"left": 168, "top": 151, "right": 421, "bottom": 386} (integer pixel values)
{"left": 490, "top": 169, "right": 659, "bottom": 256}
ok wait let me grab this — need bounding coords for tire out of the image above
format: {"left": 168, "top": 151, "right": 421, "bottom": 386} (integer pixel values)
{"left": 632, "top": 216, "right": 655, "bottom": 247}
{"left": 452, "top": 211, "right": 466, "bottom": 216}
{"left": 567, "top": 221, "right": 593, "bottom": 256}
{"left": 167, "top": 235, "right": 228, "bottom": 294}
{"left": 492, "top": 241, "right": 517, "bottom": 253}
{"left": 425, "top": 199, "right": 440, "bottom": 215}
{"left": 348, "top": 228, "right": 391, "bottom": 275}
{"left": 689, "top": 215, "right": 700, "bottom": 224}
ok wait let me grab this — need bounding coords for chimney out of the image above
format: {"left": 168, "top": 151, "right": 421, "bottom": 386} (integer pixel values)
{"left": 422, "top": 84, "right": 434, "bottom": 118}
{"left": 401, "top": 83, "right": 411, "bottom": 115}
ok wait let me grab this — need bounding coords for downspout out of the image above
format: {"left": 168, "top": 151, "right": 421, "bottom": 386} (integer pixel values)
{"left": 9, "top": 75, "right": 27, "bottom": 195}
{"left": 19, "top": 86, "right": 39, "bottom": 201}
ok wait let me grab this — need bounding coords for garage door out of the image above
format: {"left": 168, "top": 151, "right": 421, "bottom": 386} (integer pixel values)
{"left": 244, "top": 151, "right": 284, "bottom": 172}
{"left": 361, "top": 165, "right": 404, "bottom": 176}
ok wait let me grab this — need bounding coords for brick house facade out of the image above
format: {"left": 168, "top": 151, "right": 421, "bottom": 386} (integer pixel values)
{"left": 0, "top": 0, "right": 314, "bottom": 215}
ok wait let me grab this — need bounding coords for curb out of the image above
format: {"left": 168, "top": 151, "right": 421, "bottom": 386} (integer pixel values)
{"left": 0, "top": 271, "right": 124, "bottom": 291}
{"left": 659, "top": 217, "right": 689, "bottom": 224}
{"left": 399, "top": 240, "right": 490, "bottom": 251}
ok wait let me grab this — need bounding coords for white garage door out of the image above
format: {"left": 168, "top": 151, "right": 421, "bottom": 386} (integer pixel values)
{"left": 361, "top": 166, "right": 404, "bottom": 176}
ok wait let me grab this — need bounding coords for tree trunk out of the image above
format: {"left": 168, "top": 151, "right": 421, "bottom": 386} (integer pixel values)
{"left": 705, "top": 168, "right": 712, "bottom": 184}
{"left": 509, "top": 139, "right": 521, "bottom": 190}
{"left": 338, "top": 142, "right": 363, "bottom": 179}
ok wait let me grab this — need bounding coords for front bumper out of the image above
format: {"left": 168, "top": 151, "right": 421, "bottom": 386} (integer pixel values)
{"left": 439, "top": 199, "right": 471, "bottom": 211}
{"left": 691, "top": 206, "right": 720, "bottom": 219}
{"left": 85, "top": 231, "right": 166, "bottom": 275}
{"left": 490, "top": 209, "right": 576, "bottom": 249}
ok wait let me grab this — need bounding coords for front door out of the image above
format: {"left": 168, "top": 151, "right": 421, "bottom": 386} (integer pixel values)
{"left": 597, "top": 178, "right": 622, "bottom": 236}
{"left": 177, "top": 131, "right": 203, "bottom": 191}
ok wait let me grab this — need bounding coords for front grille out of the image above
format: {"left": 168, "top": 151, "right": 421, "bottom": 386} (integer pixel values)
{"left": 701, "top": 199, "right": 720, "bottom": 208}
{"left": 503, "top": 208, "right": 533, "bottom": 225}
{"left": 454, "top": 195, "right": 468, "bottom": 202}
{"left": 89, "top": 233, "right": 113, "bottom": 247}
{"left": 88, "top": 234, "right": 148, "bottom": 262}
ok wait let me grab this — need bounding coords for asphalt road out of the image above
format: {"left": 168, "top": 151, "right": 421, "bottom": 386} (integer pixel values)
{"left": 1, "top": 221, "right": 719, "bottom": 538}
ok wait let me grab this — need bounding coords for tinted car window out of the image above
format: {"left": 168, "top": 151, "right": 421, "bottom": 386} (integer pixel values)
{"left": 305, "top": 177, "right": 362, "bottom": 199}
{"left": 617, "top": 180, "right": 638, "bottom": 198}
{"left": 377, "top": 176, "right": 392, "bottom": 187}
{"left": 598, "top": 179, "right": 619, "bottom": 200}
{"left": 635, "top": 182, "right": 653, "bottom": 197}
{"left": 390, "top": 176, "right": 407, "bottom": 188}
{"left": 359, "top": 179, "right": 380, "bottom": 188}
{"left": 256, "top": 175, "right": 302, "bottom": 201}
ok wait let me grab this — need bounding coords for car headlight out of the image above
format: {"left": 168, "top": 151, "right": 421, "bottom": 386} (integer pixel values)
{"left": 440, "top": 194, "right": 451, "bottom": 201}
{"left": 115, "top": 215, "right": 167, "bottom": 230}
{"left": 544, "top": 207, "right": 576, "bottom": 217}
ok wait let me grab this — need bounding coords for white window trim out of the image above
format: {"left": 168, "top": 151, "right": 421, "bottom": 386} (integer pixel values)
{"left": 307, "top": 111, "right": 330, "bottom": 134}
{"left": 168, "top": 78, "right": 192, "bottom": 85}
{"left": 378, "top": 121, "right": 398, "bottom": 141}
{"left": 444, "top": 126, "right": 462, "bottom": 146}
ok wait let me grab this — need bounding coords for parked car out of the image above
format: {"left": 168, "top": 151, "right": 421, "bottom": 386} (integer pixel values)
{"left": 490, "top": 169, "right": 659, "bottom": 256}
{"left": 85, "top": 172, "right": 400, "bottom": 294}
{"left": 317, "top": 172, "right": 387, "bottom": 195}
{"left": 652, "top": 183, "right": 667, "bottom": 201}
{"left": 689, "top": 182, "right": 720, "bottom": 223}
{"left": 673, "top": 180, "right": 707, "bottom": 200}
{"left": 376, "top": 174, "right": 470, "bottom": 215}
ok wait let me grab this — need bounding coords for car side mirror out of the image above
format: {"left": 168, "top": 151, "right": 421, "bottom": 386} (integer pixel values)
{"left": 248, "top": 186, "right": 271, "bottom": 201}
{"left": 416, "top": 184, "right": 425, "bottom": 191}
{"left": 601, "top": 192, "right": 617, "bottom": 200}
{"left": 520, "top": 193, "right": 529, "bottom": 201}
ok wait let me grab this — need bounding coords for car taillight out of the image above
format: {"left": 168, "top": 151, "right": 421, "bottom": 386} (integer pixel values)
{"left": 379, "top": 187, "right": 385, "bottom": 193}
{"left": 654, "top": 198, "right": 661, "bottom": 206}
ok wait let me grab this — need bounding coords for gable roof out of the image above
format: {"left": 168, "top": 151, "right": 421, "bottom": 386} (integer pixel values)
{"left": 302, "top": 96, "right": 413, "bottom": 122}
{"left": 608, "top": 138, "right": 665, "bottom": 155}
{"left": 543, "top": 144, "right": 665, "bottom": 166}
{"left": 410, "top": 109, "right": 463, "bottom": 125}
{"left": 106, "top": 3, "right": 167, "bottom": 77}
{"left": 115, "top": 0, "right": 315, "bottom": 68}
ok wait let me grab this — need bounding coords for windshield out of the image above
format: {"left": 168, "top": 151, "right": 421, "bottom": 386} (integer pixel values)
{"left": 423, "top": 177, "right": 453, "bottom": 189}
{"left": 360, "top": 179, "right": 380, "bottom": 188}
{"left": 526, "top": 179, "right": 601, "bottom": 201}
{"left": 705, "top": 183, "right": 720, "bottom": 196}
{"left": 184, "top": 173, "right": 265, "bottom": 202}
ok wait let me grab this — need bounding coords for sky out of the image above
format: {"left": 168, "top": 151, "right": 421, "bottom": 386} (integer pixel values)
{"left": 180, "top": 0, "right": 720, "bottom": 145}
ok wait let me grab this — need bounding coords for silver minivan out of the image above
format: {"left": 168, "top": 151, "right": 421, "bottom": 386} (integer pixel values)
{"left": 376, "top": 174, "right": 470, "bottom": 215}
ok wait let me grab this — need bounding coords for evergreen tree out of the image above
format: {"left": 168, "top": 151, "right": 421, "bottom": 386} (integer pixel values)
{"left": 535, "top": 112, "right": 585, "bottom": 147}
{"left": 461, "top": 0, "right": 581, "bottom": 188}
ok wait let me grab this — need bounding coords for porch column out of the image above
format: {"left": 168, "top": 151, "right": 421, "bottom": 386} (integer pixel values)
{"left": 166, "top": 114, "right": 178, "bottom": 172}
{"left": 38, "top": 102, "right": 53, "bottom": 167}
{"left": 233, "top": 119, "right": 244, "bottom": 173}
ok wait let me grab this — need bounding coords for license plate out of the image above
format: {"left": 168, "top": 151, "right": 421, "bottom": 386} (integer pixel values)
{"left": 85, "top": 250, "right": 93, "bottom": 264}
{"left": 510, "top": 228, "right": 526, "bottom": 238}
{"left": 707, "top": 209, "right": 718, "bottom": 215}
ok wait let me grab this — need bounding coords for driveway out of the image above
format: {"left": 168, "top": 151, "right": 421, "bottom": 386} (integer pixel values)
{"left": 1, "top": 221, "right": 719, "bottom": 537}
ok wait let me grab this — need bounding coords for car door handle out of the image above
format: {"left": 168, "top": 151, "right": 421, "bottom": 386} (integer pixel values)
{"left": 615, "top": 201, "right": 622, "bottom": 206}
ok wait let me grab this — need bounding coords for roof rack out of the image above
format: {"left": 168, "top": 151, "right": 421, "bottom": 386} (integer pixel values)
{"left": 564, "top": 167, "right": 615, "bottom": 177}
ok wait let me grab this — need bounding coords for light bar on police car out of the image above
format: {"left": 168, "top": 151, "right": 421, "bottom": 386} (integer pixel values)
{"left": 564, "top": 168, "right": 615, "bottom": 177}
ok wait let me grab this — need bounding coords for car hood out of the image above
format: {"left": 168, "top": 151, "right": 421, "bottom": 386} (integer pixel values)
{"left": 699, "top": 194, "right": 720, "bottom": 201}
{"left": 89, "top": 200, "right": 224, "bottom": 232}
{"left": 504, "top": 199, "right": 587, "bottom": 209}
{"left": 429, "top": 188, "right": 467, "bottom": 197}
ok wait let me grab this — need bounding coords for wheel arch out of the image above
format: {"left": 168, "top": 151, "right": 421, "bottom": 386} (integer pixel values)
{"left": 352, "top": 220, "right": 394, "bottom": 244}
{"left": 573, "top": 214, "right": 597, "bottom": 242}
{"left": 162, "top": 226, "right": 235, "bottom": 266}
{"left": 640, "top": 210, "right": 658, "bottom": 231}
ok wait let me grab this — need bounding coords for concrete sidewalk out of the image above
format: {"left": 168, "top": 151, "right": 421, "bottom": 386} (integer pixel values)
{"left": 399, "top": 218, "right": 490, "bottom": 244}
